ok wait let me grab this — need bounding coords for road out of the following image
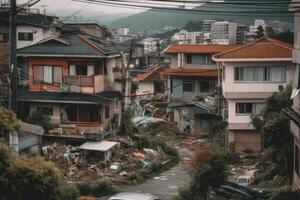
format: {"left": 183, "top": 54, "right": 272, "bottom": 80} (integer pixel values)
{"left": 98, "top": 147, "right": 192, "bottom": 200}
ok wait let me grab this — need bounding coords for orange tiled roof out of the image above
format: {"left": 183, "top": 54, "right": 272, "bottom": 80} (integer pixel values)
{"left": 213, "top": 37, "right": 293, "bottom": 59}
{"left": 160, "top": 68, "right": 218, "bottom": 77}
{"left": 164, "top": 44, "right": 240, "bottom": 54}
{"left": 135, "top": 67, "right": 165, "bottom": 81}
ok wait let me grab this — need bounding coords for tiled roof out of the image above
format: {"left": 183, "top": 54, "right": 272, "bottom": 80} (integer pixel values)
{"left": 160, "top": 68, "right": 218, "bottom": 77}
{"left": 17, "top": 33, "right": 124, "bottom": 57}
{"left": 213, "top": 37, "right": 293, "bottom": 60}
{"left": 18, "top": 88, "right": 112, "bottom": 104}
{"left": 135, "top": 67, "right": 165, "bottom": 81}
{"left": 164, "top": 44, "right": 239, "bottom": 54}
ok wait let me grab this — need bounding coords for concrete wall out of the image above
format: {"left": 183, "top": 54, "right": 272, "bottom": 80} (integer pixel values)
{"left": 136, "top": 81, "right": 154, "bottom": 96}
{"left": 228, "top": 130, "right": 261, "bottom": 153}
{"left": 169, "top": 53, "right": 217, "bottom": 69}
{"left": 222, "top": 62, "right": 294, "bottom": 98}
{"left": 17, "top": 25, "right": 53, "bottom": 49}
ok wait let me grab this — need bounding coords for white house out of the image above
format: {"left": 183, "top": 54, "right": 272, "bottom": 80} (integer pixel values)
{"left": 213, "top": 37, "right": 294, "bottom": 153}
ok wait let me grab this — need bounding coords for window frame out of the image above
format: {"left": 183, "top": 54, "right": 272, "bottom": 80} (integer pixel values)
{"left": 236, "top": 102, "right": 253, "bottom": 115}
{"left": 183, "top": 80, "right": 195, "bottom": 92}
{"left": 18, "top": 32, "right": 33, "bottom": 41}
{"left": 32, "top": 65, "right": 62, "bottom": 85}
{"left": 0, "top": 32, "right": 8, "bottom": 42}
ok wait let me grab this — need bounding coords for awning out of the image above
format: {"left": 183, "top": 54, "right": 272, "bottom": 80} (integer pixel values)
{"left": 79, "top": 140, "right": 118, "bottom": 152}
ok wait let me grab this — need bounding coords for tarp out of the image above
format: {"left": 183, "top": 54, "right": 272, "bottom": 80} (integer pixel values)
{"left": 79, "top": 140, "right": 118, "bottom": 152}
{"left": 132, "top": 116, "right": 165, "bottom": 126}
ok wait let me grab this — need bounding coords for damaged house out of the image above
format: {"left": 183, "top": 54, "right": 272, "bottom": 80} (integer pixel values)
{"left": 161, "top": 44, "right": 238, "bottom": 135}
{"left": 17, "top": 32, "right": 124, "bottom": 139}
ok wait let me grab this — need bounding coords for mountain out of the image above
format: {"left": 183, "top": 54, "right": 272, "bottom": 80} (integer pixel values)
{"left": 108, "top": 0, "right": 292, "bottom": 32}
{"left": 51, "top": 9, "right": 133, "bottom": 25}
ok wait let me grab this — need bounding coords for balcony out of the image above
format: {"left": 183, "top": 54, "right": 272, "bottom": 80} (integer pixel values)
{"left": 65, "top": 75, "right": 94, "bottom": 87}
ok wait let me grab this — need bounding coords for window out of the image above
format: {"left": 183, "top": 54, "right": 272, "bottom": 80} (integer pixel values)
{"left": 186, "top": 54, "right": 213, "bottom": 65}
{"left": 0, "top": 33, "right": 8, "bottom": 42}
{"left": 183, "top": 80, "right": 194, "bottom": 92}
{"left": 236, "top": 103, "right": 253, "bottom": 114}
{"left": 62, "top": 105, "right": 100, "bottom": 123}
{"left": 69, "top": 64, "right": 94, "bottom": 76}
{"left": 200, "top": 80, "right": 210, "bottom": 93}
{"left": 33, "top": 65, "right": 62, "bottom": 84}
{"left": 236, "top": 102, "right": 265, "bottom": 115}
{"left": 95, "top": 61, "right": 104, "bottom": 75}
{"left": 36, "top": 107, "right": 53, "bottom": 115}
{"left": 234, "top": 66, "right": 286, "bottom": 82}
{"left": 18, "top": 32, "right": 33, "bottom": 41}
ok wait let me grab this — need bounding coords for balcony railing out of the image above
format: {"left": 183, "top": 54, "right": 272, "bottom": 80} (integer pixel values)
{"left": 64, "top": 75, "right": 94, "bottom": 87}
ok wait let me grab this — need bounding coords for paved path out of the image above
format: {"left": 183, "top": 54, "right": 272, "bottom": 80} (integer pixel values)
{"left": 98, "top": 147, "right": 192, "bottom": 200}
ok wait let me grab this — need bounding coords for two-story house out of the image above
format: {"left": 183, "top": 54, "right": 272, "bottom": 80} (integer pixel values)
{"left": 213, "top": 37, "right": 294, "bottom": 153}
{"left": 287, "top": 0, "right": 300, "bottom": 190}
{"left": 161, "top": 44, "right": 238, "bottom": 135}
{"left": 17, "top": 32, "right": 123, "bottom": 139}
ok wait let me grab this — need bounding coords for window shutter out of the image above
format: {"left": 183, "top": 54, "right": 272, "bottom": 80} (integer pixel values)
{"left": 69, "top": 65, "right": 76, "bottom": 75}
{"left": 33, "top": 66, "right": 43, "bottom": 84}
{"left": 53, "top": 66, "right": 62, "bottom": 83}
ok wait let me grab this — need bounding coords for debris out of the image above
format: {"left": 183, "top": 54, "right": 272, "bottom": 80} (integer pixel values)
{"left": 110, "top": 162, "right": 122, "bottom": 173}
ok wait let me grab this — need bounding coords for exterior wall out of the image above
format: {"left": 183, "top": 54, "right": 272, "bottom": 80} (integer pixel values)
{"left": 169, "top": 53, "right": 217, "bottom": 69}
{"left": 0, "top": 24, "right": 9, "bottom": 71}
{"left": 222, "top": 61, "right": 294, "bottom": 98}
{"left": 106, "top": 58, "right": 117, "bottom": 90}
{"left": 228, "top": 130, "right": 261, "bottom": 153}
{"left": 136, "top": 82, "right": 154, "bottom": 96}
{"left": 29, "top": 103, "right": 61, "bottom": 124}
{"left": 66, "top": 24, "right": 105, "bottom": 38}
{"left": 170, "top": 77, "right": 216, "bottom": 99}
{"left": 17, "top": 25, "right": 52, "bottom": 49}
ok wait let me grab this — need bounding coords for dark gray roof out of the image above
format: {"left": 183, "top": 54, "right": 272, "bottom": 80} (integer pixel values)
{"left": 18, "top": 88, "right": 112, "bottom": 104}
{"left": 18, "top": 33, "right": 104, "bottom": 57}
{"left": 17, "top": 33, "right": 124, "bottom": 57}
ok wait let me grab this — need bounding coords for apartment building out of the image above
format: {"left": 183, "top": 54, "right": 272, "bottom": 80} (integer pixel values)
{"left": 287, "top": 0, "right": 300, "bottom": 190}
{"left": 213, "top": 37, "right": 294, "bottom": 153}
{"left": 17, "top": 32, "right": 123, "bottom": 139}
{"left": 210, "top": 21, "right": 238, "bottom": 45}
{"left": 161, "top": 44, "right": 238, "bottom": 134}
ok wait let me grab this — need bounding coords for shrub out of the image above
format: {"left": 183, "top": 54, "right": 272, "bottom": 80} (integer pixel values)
{"left": 271, "top": 188, "right": 300, "bottom": 200}
{"left": 61, "top": 184, "right": 79, "bottom": 200}
{"left": 27, "top": 110, "right": 51, "bottom": 131}
{"left": 76, "top": 182, "right": 93, "bottom": 196}
{"left": 92, "top": 181, "right": 118, "bottom": 197}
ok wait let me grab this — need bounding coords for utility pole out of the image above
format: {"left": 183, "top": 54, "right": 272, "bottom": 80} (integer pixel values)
{"left": 120, "top": 40, "right": 134, "bottom": 135}
{"left": 156, "top": 39, "right": 160, "bottom": 66}
{"left": 9, "top": 0, "right": 17, "bottom": 113}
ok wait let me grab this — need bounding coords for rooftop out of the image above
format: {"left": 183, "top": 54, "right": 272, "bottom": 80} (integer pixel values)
{"left": 164, "top": 44, "right": 239, "bottom": 54}
{"left": 160, "top": 68, "right": 218, "bottom": 77}
{"left": 213, "top": 37, "right": 293, "bottom": 61}
{"left": 79, "top": 140, "right": 118, "bottom": 152}
{"left": 135, "top": 67, "right": 166, "bottom": 81}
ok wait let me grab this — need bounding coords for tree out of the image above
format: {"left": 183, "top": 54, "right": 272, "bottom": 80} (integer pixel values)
{"left": 0, "top": 107, "right": 20, "bottom": 138}
{"left": 177, "top": 142, "right": 228, "bottom": 200}
{"left": 270, "top": 30, "right": 294, "bottom": 44}
{"left": 251, "top": 85, "right": 294, "bottom": 183}
{"left": 256, "top": 25, "right": 265, "bottom": 39}
{"left": 183, "top": 20, "right": 203, "bottom": 32}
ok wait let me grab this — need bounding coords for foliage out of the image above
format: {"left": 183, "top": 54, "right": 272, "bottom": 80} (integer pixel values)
{"left": 183, "top": 20, "right": 203, "bottom": 32}
{"left": 0, "top": 107, "right": 20, "bottom": 138}
{"left": 75, "top": 180, "right": 118, "bottom": 197}
{"left": 27, "top": 110, "right": 51, "bottom": 131}
{"left": 270, "top": 187, "right": 300, "bottom": 200}
{"left": 251, "top": 85, "right": 294, "bottom": 183}
{"left": 269, "top": 29, "right": 294, "bottom": 44}
{"left": 0, "top": 141, "right": 77, "bottom": 200}
{"left": 121, "top": 108, "right": 136, "bottom": 136}
{"left": 177, "top": 142, "right": 229, "bottom": 200}
{"left": 256, "top": 25, "right": 265, "bottom": 38}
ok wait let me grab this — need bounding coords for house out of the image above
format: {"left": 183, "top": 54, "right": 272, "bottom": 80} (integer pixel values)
{"left": 63, "top": 22, "right": 111, "bottom": 39}
{"left": 0, "top": 10, "right": 62, "bottom": 102}
{"left": 286, "top": 0, "right": 300, "bottom": 190}
{"left": 135, "top": 67, "right": 166, "bottom": 99}
{"left": 17, "top": 32, "right": 124, "bottom": 139}
{"left": 161, "top": 44, "right": 238, "bottom": 135}
{"left": 213, "top": 37, "right": 294, "bottom": 153}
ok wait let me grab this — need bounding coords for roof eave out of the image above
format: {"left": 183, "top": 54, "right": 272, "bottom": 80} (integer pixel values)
{"left": 17, "top": 53, "right": 106, "bottom": 58}
{"left": 212, "top": 58, "right": 293, "bottom": 62}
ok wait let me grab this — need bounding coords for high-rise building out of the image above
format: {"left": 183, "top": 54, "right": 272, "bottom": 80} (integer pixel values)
{"left": 210, "top": 21, "right": 238, "bottom": 44}
{"left": 236, "top": 25, "right": 245, "bottom": 44}
{"left": 202, "top": 20, "right": 216, "bottom": 32}
{"left": 117, "top": 27, "right": 129, "bottom": 35}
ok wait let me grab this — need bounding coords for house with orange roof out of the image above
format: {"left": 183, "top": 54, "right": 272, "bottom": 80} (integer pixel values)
{"left": 161, "top": 44, "right": 238, "bottom": 135}
{"left": 134, "top": 67, "right": 166, "bottom": 98}
{"left": 213, "top": 37, "right": 294, "bottom": 153}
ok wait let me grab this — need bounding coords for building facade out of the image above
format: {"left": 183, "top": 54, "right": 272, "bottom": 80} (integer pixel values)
{"left": 210, "top": 21, "right": 238, "bottom": 45}
{"left": 214, "top": 37, "right": 294, "bottom": 153}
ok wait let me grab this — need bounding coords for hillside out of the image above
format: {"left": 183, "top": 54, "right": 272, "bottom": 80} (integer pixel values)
{"left": 108, "top": 0, "right": 292, "bottom": 32}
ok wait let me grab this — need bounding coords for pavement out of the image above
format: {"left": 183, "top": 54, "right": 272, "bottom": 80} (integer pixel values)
{"left": 98, "top": 147, "right": 192, "bottom": 200}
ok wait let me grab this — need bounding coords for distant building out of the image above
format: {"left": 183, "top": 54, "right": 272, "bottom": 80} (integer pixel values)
{"left": 139, "top": 38, "right": 158, "bottom": 54}
{"left": 63, "top": 22, "right": 110, "bottom": 39}
{"left": 236, "top": 25, "right": 245, "bottom": 44}
{"left": 249, "top": 19, "right": 266, "bottom": 36}
{"left": 202, "top": 20, "right": 216, "bottom": 32}
{"left": 172, "top": 30, "right": 204, "bottom": 44}
{"left": 210, "top": 21, "right": 238, "bottom": 45}
{"left": 117, "top": 27, "right": 129, "bottom": 35}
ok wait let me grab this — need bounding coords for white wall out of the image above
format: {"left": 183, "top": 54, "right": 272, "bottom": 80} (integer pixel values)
{"left": 17, "top": 25, "right": 53, "bottom": 49}
{"left": 136, "top": 81, "right": 154, "bottom": 96}
{"left": 222, "top": 62, "right": 294, "bottom": 95}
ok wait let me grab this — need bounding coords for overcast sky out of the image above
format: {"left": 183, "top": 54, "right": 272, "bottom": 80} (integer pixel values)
{"left": 20, "top": 0, "right": 143, "bottom": 16}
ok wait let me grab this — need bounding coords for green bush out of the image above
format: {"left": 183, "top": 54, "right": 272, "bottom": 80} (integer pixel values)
{"left": 61, "top": 184, "right": 79, "bottom": 200}
{"left": 27, "top": 110, "right": 51, "bottom": 131}
{"left": 75, "top": 182, "right": 93, "bottom": 196}
{"left": 93, "top": 181, "right": 118, "bottom": 197}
